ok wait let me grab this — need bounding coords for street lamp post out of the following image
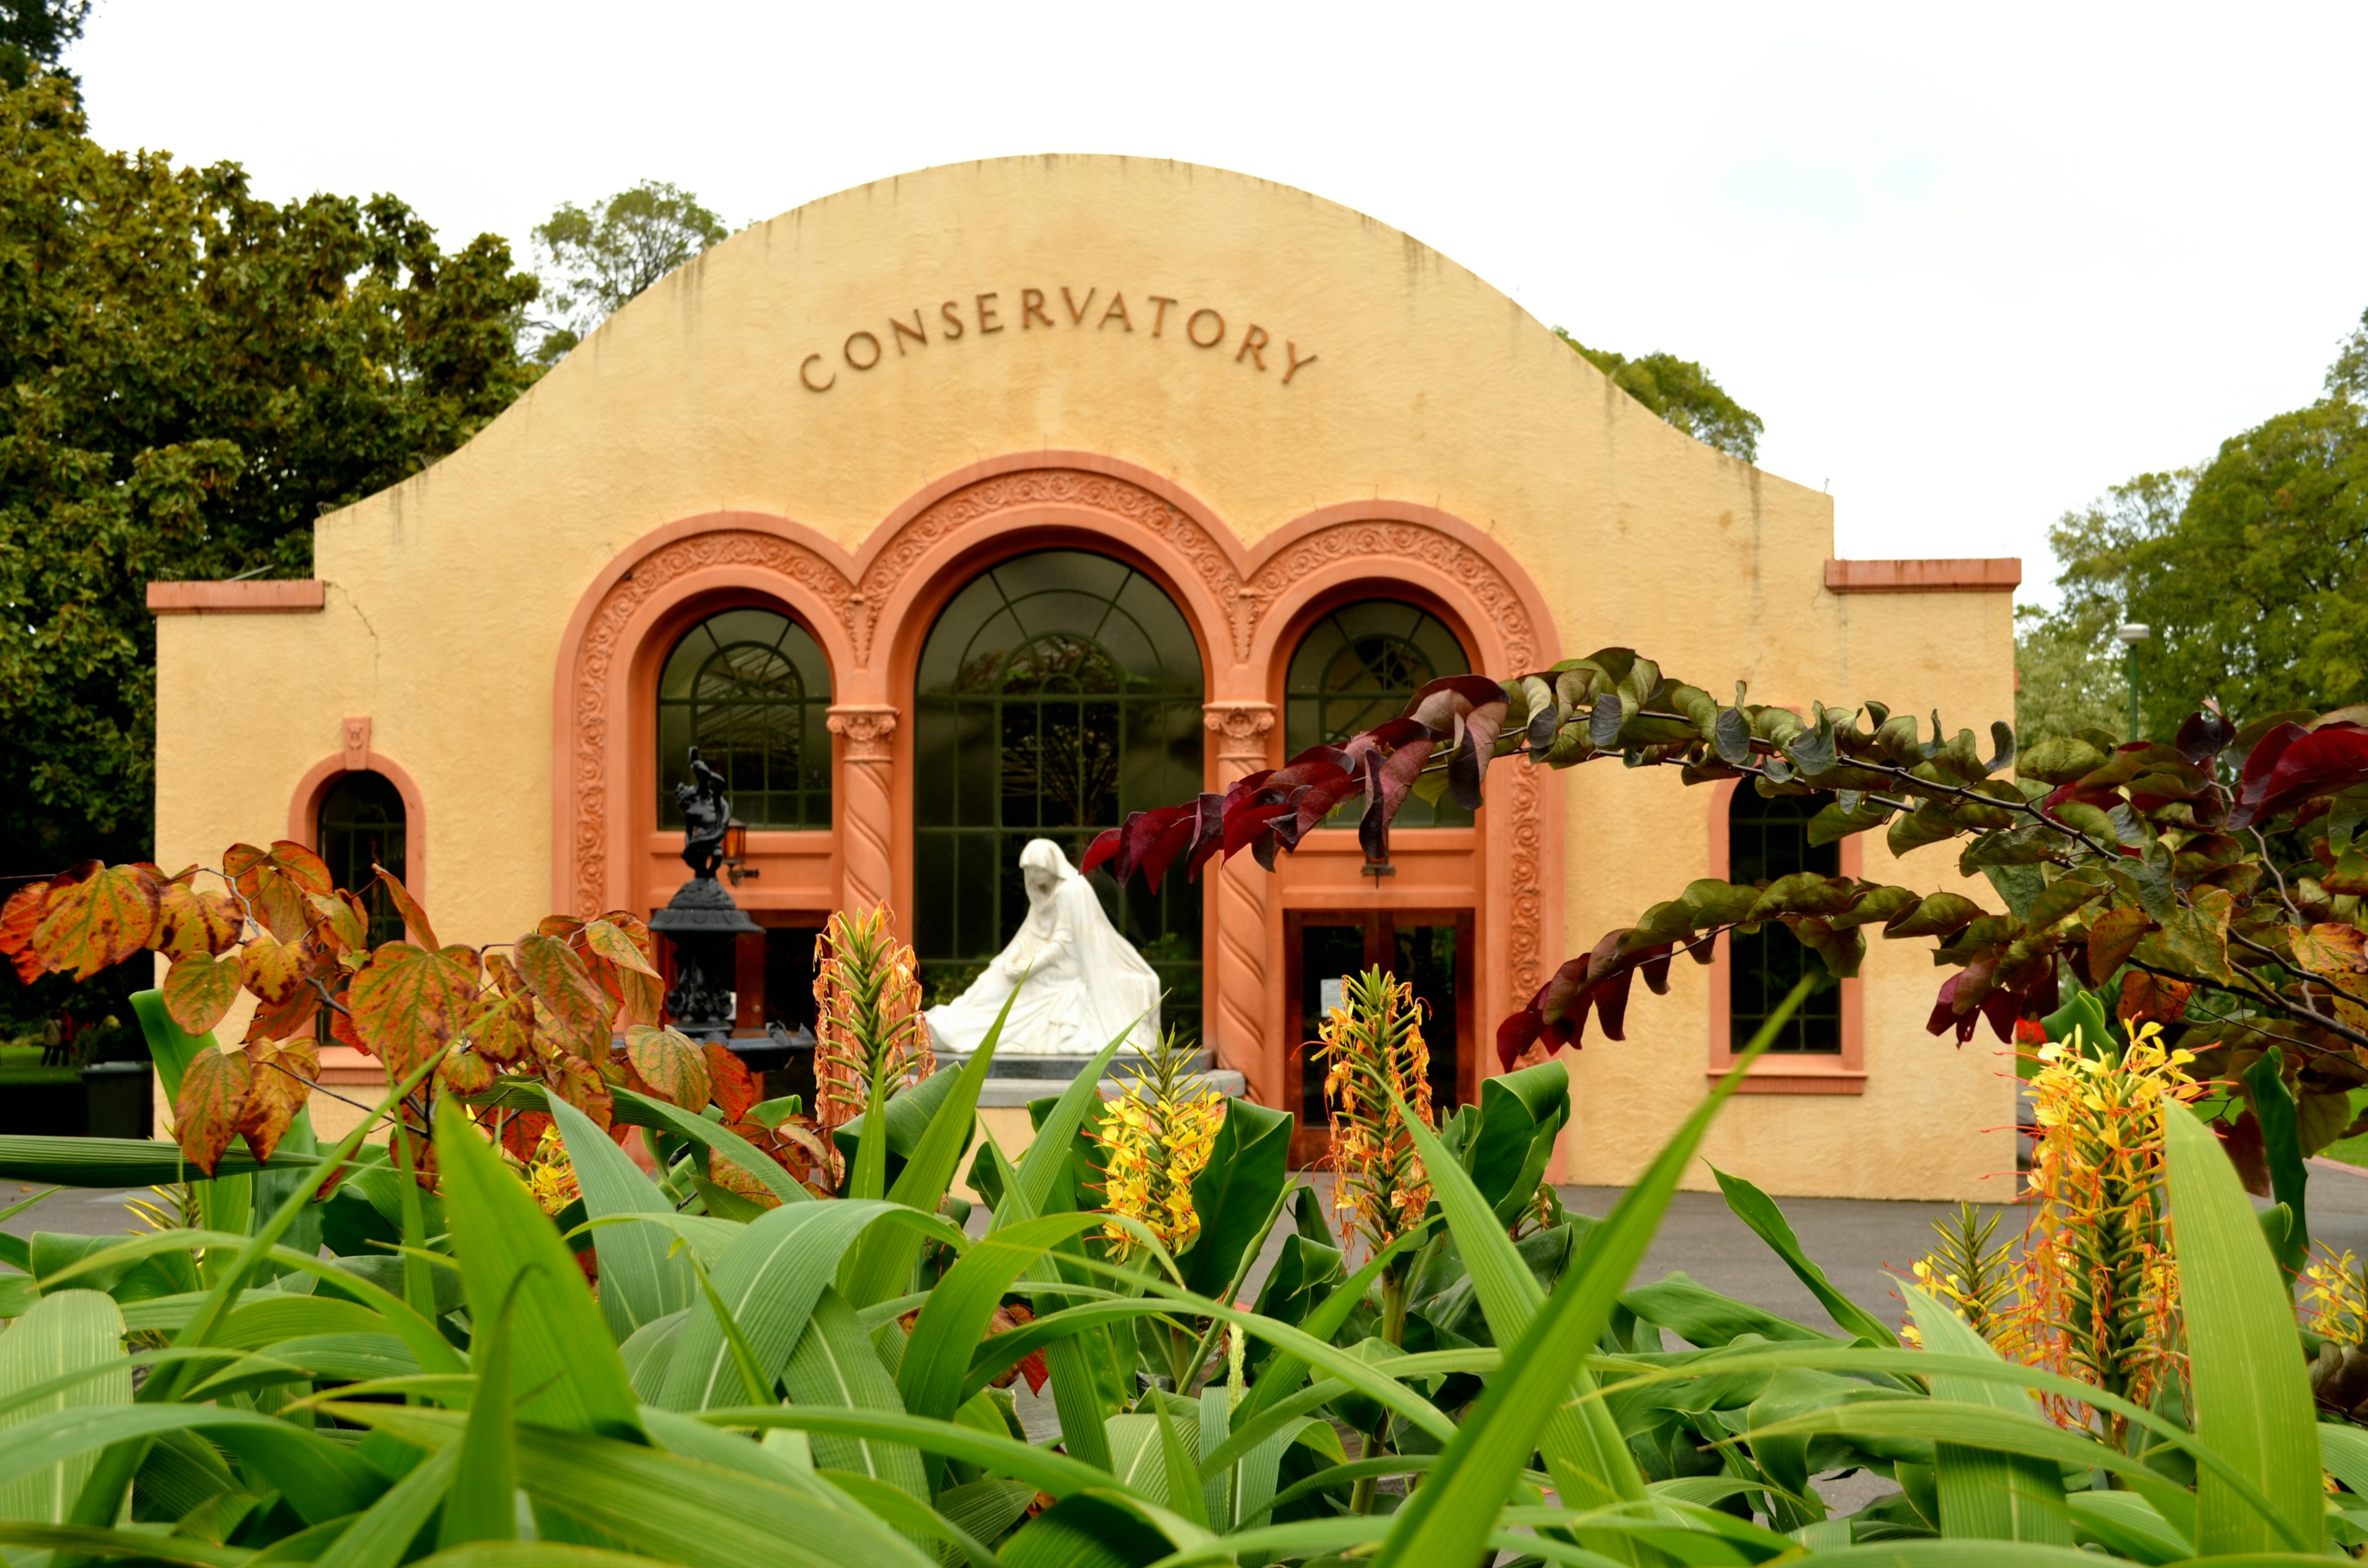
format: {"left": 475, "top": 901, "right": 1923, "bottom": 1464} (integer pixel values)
{"left": 2116, "top": 622, "right": 2150, "bottom": 739}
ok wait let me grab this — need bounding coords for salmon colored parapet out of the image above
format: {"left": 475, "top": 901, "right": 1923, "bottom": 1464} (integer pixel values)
{"left": 147, "top": 580, "right": 327, "bottom": 615}
{"left": 1823, "top": 559, "right": 2021, "bottom": 594}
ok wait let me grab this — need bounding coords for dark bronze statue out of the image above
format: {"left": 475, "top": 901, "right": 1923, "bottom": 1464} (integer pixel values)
{"left": 675, "top": 746, "right": 730, "bottom": 879}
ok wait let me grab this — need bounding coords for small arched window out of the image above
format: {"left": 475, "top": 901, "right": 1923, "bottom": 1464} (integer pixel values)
{"left": 318, "top": 770, "right": 407, "bottom": 947}
{"left": 657, "top": 608, "right": 832, "bottom": 830}
{"left": 1284, "top": 600, "right": 1473, "bottom": 827}
{"left": 1727, "top": 787, "right": 1843, "bottom": 1053}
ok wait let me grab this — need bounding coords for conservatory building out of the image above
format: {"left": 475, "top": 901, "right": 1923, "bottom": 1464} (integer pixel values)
{"left": 148, "top": 155, "right": 2019, "bottom": 1199}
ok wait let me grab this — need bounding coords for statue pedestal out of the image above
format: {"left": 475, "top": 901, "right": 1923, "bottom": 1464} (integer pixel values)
{"left": 932, "top": 1043, "right": 1245, "bottom": 1106}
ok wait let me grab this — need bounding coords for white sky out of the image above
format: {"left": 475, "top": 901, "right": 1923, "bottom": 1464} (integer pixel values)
{"left": 70, "top": 2, "right": 2368, "bottom": 605}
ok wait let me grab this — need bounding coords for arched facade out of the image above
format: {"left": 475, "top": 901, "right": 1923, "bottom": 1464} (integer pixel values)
{"left": 547, "top": 456, "right": 1560, "bottom": 1110}
{"left": 152, "top": 155, "right": 2020, "bottom": 1197}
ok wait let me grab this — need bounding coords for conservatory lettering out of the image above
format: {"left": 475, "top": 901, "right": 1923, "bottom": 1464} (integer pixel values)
{"left": 796, "top": 284, "right": 1316, "bottom": 392}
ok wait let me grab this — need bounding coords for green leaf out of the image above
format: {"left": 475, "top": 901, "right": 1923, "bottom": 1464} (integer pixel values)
{"left": 610, "top": 1086, "right": 812, "bottom": 1206}
{"left": 2240, "top": 1049, "right": 2309, "bottom": 1271}
{"left": 2163, "top": 1106, "right": 2321, "bottom": 1553}
{"left": 1463, "top": 1059, "right": 1571, "bottom": 1226}
{"left": 549, "top": 1099, "right": 694, "bottom": 1343}
{"left": 779, "top": 1286, "right": 929, "bottom": 1498}
{"left": 1179, "top": 1098, "right": 1293, "bottom": 1299}
{"left": 1365, "top": 972, "right": 1813, "bottom": 1568}
{"left": 440, "top": 1279, "right": 519, "bottom": 1548}
{"left": 433, "top": 1098, "right": 642, "bottom": 1440}
{"left": 843, "top": 1001, "right": 1008, "bottom": 1308}
{"left": 658, "top": 1199, "right": 960, "bottom": 1411}
{"left": 1709, "top": 1167, "right": 1899, "bottom": 1346}
{"left": 129, "top": 989, "right": 212, "bottom": 1105}
{"left": 697, "top": 1404, "right": 1112, "bottom": 1498}
{"left": 901, "top": 1212, "right": 1107, "bottom": 1426}
{"left": 1901, "top": 1286, "right": 2069, "bottom": 1542}
{"left": 0, "top": 1291, "right": 129, "bottom": 1523}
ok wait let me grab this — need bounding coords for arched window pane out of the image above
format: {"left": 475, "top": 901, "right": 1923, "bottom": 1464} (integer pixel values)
{"left": 915, "top": 550, "right": 1205, "bottom": 1018}
{"left": 318, "top": 770, "right": 406, "bottom": 947}
{"left": 657, "top": 609, "right": 832, "bottom": 830}
{"left": 1283, "top": 600, "right": 1473, "bottom": 828}
{"left": 1727, "top": 788, "right": 1842, "bottom": 1053}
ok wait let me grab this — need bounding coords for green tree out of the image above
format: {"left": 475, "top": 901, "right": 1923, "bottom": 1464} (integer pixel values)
{"left": 1553, "top": 326, "right": 1764, "bottom": 461}
{"left": 2027, "top": 313, "right": 2367, "bottom": 737}
{"left": 528, "top": 180, "right": 728, "bottom": 361}
{"left": 0, "top": 72, "right": 540, "bottom": 1027}
{"left": 2016, "top": 470, "right": 2193, "bottom": 742}
{"left": 0, "top": 0, "right": 86, "bottom": 91}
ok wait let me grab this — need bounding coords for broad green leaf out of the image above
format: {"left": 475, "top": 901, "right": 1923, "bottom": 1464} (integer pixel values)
{"left": 549, "top": 1098, "right": 693, "bottom": 1342}
{"left": 440, "top": 1281, "right": 519, "bottom": 1548}
{"left": 901, "top": 1212, "right": 1109, "bottom": 1426}
{"left": 433, "top": 1099, "right": 642, "bottom": 1439}
{"left": 1365, "top": 972, "right": 1812, "bottom": 1568}
{"left": 2163, "top": 1106, "right": 2321, "bottom": 1553}
{"left": 658, "top": 1199, "right": 958, "bottom": 1411}
{"left": 697, "top": 1403, "right": 1113, "bottom": 1498}
{"left": 612, "top": 1087, "right": 812, "bottom": 1206}
{"left": 2065, "top": 1492, "right": 2192, "bottom": 1564}
{"left": 1711, "top": 1165, "right": 1899, "bottom": 1346}
{"left": 0, "top": 1292, "right": 129, "bottom": 1522}
{"left": 0, "top": 1522, "right": 252, "bottom": 1567}
{"left": 1178, "top": 1096, "right": 1293, "bottom": 1298}
{"left": 1011, "top": 1022, "right": 1138, "bottom": 1220}
{"left": 312, "top": 1445, "right": 459, "bottom": 1568}
{"left": 2240, "top": 1048, "right": 2309, "bottom": 1271}
{"left": 1902, "top": 1286, "right": 2068, "bottom": 1542}
{"left": 779, "top": 1286, "right": 928, "bottom": 1498}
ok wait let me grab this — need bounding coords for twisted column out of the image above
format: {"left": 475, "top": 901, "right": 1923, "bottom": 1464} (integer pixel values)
{"left": 826, "top": 705, "right": 898, "bottom": 916}
{"left": 1203, "top": 702, "right": 1276, "bottom": 1103}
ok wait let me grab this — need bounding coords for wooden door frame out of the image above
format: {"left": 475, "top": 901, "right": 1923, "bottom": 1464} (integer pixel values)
{"left": 1284, "top": 906, "right": 1477, "bottom": 1168}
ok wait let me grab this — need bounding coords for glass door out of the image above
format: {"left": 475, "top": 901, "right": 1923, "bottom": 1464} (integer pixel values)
{"left": 1284, "top": 908, "right": 1474, "bottom": 1167}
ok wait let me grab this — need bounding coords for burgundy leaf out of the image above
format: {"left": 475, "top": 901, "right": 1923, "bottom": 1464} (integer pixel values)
{"left": 1924, "top": 973, "right": 1980, "bottom": 1045}
{"left": 1182, "top": 793, "right": 1230, "bottom": 882}
{"left": 1080, "top": 827, "right": 1122, "bottom": 877}
{"left": 2174, "top": 702, "right": 2236, "bottom": 766}
{"left": 1496, "top": 1005, "right": 1544, "bottom": 1070}
{"left": 2229, "top": 721, "right": 2368, "bottom": 828}
{"left": 1140, "top": 809, "right": 1201, "bottom": 893}
{"left": 1592, "top": 964, "right": 1641, "bottom": 1041}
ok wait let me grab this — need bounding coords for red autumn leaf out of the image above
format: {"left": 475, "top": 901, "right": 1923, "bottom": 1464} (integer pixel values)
{"left": 516, "top": 933, "right": 612, "bottom": 1056}
{"left": 155, "top": 884, "right": 242, "bottom": 959}
{"left": 439, "top": 1049, "right": 496, "bottom": 1096}
{"left": 498, "top": 1108, "right": 552, "bottom": 1164}
{"left": 268, "top": 840, "right": 334, "bottom": 895}
{"left": 464, "top": 993, "right": 535, "bottom": 1064}
{"left": 237, "top": 1039, "right": 316, "bottom": 1161}
{"left": 705, "top": 1042, "right": 760, "bottom": 1123}
{"left": 33, "top": 863, "right": 161, "bottom": 979}
{"left": 372, "top": 863, "right": 437, "bottom": 950}
{"left": 0, "top": 878, "right": 54, "bottom": 983}
{"left": 2230, "top": 721, "right": 2368, "bottom": 828}
{"left": 347, "top": 942, "right": 472, "bottom": 1078}
{"left": 625, "top": 1024, "right": 712, "bottom": 1109}
{"left": 163, "top": 951, "right": 241, "bottom": 1036}
{"left": 544, "top": 1054, "right": 614, "bottom": 1130}
{"left": 174, "top": 1048, "right": 252, "bottom": 1176}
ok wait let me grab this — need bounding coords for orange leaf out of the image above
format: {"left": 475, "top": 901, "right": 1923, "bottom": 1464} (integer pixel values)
{"left": 439, "top": 1049, "right": 495, "bottom": 1096}
{"left": 517, "top": 933, "right": 612, "bottom": 1056}
{"left": 308, "top": 892, "right": 368, "bottom": 956}
{"left": 0, "top": 879, "right": 54, "bottom": 983}
{"left": 545, "top": 1054, "right": 614, "bottom": 1130}
{"left": 611, "top": 966, "right": 664, "bottom": 1029}
{"left": 174, "top": 1048, "right": 252, "bottom": 1176}
{"left": 155, "top": 884, "right": 241, "bottom": 959}
{"left": 485, "top": 949, "right": 528, "bottom": 997}
{"left": 239, "top": 935, "right": 309, "bottom": 1008}
{"left": 34, "top": 863, "right": 161, "bottom": 980}
{"left": 368, "top": 863, "right": 438, "bottom": 950}
{"left": 163, "top": 951, "right": 240, "bottom": 1036}
{"left": 584, "top": 918, "right": 660, "bottom": 977}
{"left": 237, "top": 1040, "right": 316, "bottom": 1161}
{"left": 705, "top": 1043, "right": 760, "bottom": 1123}
{"left": 268, "top": 840, "right": 334, "bottom": 895}
{"left": 465, "top": 993, "right": 535, "bottom": 1065}
{"left": 497, "top": 1108, "right": 552, "bottom": 1164}
{"left": 537, "top": 915, "right": 586, "bottom": 940}
{"left": 2293, "top": 923, "right": 2368, "bottom": 980}
{"left": 625, "top": 1024, "right": 711, "bottom": 1109}
{"left": 347, "top": 943, "right": 471, "bottom": 1079}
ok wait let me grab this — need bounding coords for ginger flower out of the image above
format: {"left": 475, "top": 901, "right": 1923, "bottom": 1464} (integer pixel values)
{"left": 523, "top": 1122, "right": 580, "bottom": 1217}
{"left": 1315, "top": 967, "right": 1434, "bottom": 1255}
{"left": 1093, "top": 1029, "right": 1224, "bottom": 1257}
{"left": 813, "top": 905, "right": 932, "bottom": 1138}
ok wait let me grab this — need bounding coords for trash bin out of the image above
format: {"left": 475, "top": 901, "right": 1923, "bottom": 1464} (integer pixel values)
{"left": 82, "top": 1061, "right": 154, "bottom": 1139}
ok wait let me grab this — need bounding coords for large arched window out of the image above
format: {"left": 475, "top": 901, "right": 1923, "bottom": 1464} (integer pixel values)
{"left": 657, "top": 608, "right": 832, "bottom": 830}
{"left": 1727, "top": 787, "right": 1843, "bottom": 1053}
{"left": 914, "top": 550, "right": 1205, "bottom": 1013}
{"left": 318, "top": 770, "right": 407, "bottom": 947}
{"left": 1284, "top": 599, "right": 1474, "bottom": 827}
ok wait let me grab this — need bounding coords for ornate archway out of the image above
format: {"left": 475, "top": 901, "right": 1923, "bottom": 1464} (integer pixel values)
{"left": 552, "top": 456, "right": 1560, "bottom": 1110}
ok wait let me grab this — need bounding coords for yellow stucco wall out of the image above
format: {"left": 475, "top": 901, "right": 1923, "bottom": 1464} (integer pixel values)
{"left": 153, "top": 155, "right": 2016, "bottom": 1199}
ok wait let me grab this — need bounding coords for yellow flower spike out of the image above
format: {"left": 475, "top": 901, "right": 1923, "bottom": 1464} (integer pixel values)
{"left": 1312, "top": 967, "right": 1434, "bottom": 1257}
{"left": 1092, "top": 1029, "right": 1226, "bottom": 1258}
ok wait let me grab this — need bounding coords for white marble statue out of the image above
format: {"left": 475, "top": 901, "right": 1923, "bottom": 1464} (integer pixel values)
{"left": 923, "top": 837, "right": 1162, "bottom": 1057}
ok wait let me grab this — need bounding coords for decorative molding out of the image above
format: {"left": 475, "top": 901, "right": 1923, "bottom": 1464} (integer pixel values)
{"left": 1824, "top": 558, "right": 2020, "bottom": 594}
{"left": 826, "top": 705, "right": 899, "bottom": 761}
{"left": 341, "top": 716, "right": 371, "bottom": 773}
{"left": 1246, "top": 522, "right": 1540, "bottom": 671}
{"left": 858, "top": 470, "right": 1245, "bottom": 665}
{"left": 564, "top": 529, "right": 855, "bottom": 916}
{"left": 1202, "top": 701, "right": 1276, "bottom": 763}
{"left": 147, "top": 580, "right": 326, "bottom": 615}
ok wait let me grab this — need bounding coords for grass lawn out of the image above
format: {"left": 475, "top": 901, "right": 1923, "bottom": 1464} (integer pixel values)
{"left": 0, "top": 1043, "right": 80, "bottom": 1088}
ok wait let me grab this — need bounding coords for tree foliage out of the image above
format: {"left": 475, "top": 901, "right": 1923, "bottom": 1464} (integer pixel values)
{"left": 527, "top": 179, "right": 728, "bottom": 361}
{"left": 1553, "top": 326, "right": 1764, "bottom": 461}
{"left": 2021, "top": 310, "right": 2367, "bottom": 740}
{"left": 0, "top": 0, "right": 85, "bottom": 91}
{"left": 0, "top": 72, "right": 540, "bottom": 913}
{"left": 1088, "top": 654, "right": 2368, "bottom": 1173}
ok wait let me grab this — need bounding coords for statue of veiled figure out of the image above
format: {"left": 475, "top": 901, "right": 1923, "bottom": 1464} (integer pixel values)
{"left": 923, "top": 837, "right": 1161, "bottom": 1057}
